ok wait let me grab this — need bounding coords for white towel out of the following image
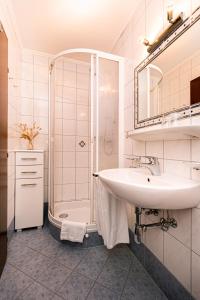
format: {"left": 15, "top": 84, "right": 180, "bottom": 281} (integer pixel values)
{"left": 60, "top": 220, "right": 86, "bottom": 243}
{"left": 95, "top": 178, "right": 129, "bottom": 249}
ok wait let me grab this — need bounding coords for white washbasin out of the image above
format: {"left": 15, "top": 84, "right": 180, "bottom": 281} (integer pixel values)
{"left": 98, "top": 168, "right": 200, "bottom": 210}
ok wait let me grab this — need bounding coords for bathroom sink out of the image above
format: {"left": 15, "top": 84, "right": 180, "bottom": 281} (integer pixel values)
{"left": 98, "top": 168, "right": 200, "bottom": 209}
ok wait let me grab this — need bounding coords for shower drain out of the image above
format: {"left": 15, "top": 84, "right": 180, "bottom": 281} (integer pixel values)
{"left": 59, "top": 213, "right": 69, "bottom": 218}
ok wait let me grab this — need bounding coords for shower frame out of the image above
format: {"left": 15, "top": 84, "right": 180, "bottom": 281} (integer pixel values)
{"left": 48, "top": 48, "right": 124, "bottom": 228}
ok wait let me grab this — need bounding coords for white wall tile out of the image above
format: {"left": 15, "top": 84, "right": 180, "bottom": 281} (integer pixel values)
{"left": 192, "top": 251, "right": 200, "bottom": 299}
{"left": 34, "top": 100, "right": 48, "bottom": 117}
{"left": 54, "top": 168, "right": 62, "bottom": 184}
{"left": 54, "top": 152, "right": 62, "bottom": 167}
{"left": 63, "top": 152, "right": 75, "bottom": 168}
{"left": 125, "top": 81, "right": 133, "bottom": 109}
{"left": 63, "top": 103, "right": 76, "bottom": 120}
{"left": 63, "top": 168, "right": 75, "bottom": 184}
{"left": 77, "top": 121, "right": 89, "bottom": 136}
{"left": 164, "top": 160, "right": 191, "bottom": 178}
{"left": 77, "top": 64, "right": 90, "bottom": 74}
{"left": 22, "top": 62, "right": 33, "bottom": 80}
{"left": 192, "top": 208, "right": 200, "bottom": 255}
{"left": 63, "top": 60, "right": 76, "bottom": 71}
{"left": 34, "top": 82, "right": 48, "bottom": 100}
{"left": 21, "top": 98, "right": 33, "bottom": 116}
{"left": 124, "top": 138, "right": 132, "bottom": 156}
{"left": 63, "top": 119, "right": 76, "bottom": 135}
{"left": 77, "top": 105, "right": 88, "bottom": 121}
{"left": 63, "top": 86, "right": 76, "bottom": 103}
{"left": 55, "top": 102, "right": 62, "bottom": 119}
{"left": 146, "top": 141, "right": 163, "bottom": 158}
{"left": 77, "top": 89, "right": 89, "bottom": 105}
{"left": 63, "top": 70, "right": 76, "bottom": 87}
{"left": 34, "top": 64, "right": 48, "bottom": 83}
{"left": 55, "top": 68, "right": 63, "bottom": 84}
{"left": 34, "top": 54, "right": 49, "bottom": 66}
{"left": 76, "top": 168, "right": 89, "bottom": 183}
{"left": 164, "top": 140, "right": 190, "bottom": 161}
{"left": 62, "top": 184, "right": 75, "bottom": 201}
{"left": 54, "top": 185, "right": 62, "bottom": 202}
{"left": 164, "top": 233, "right": 191, "bottom": 291}
{"left": 21, "top": 80, "right": 33, "bottom": 98}
{"left": 76, "top": 183, "right": 89, "bottom": 200}
{"left": 77, "top": 73, "right": 89, "bottom": 89}
{"left": 22, "top": 50, "right": 33, "bottom": 63}
{"left": 76, "top": 152, "right": 89, "bottom": 167}
{"left": 56, "top": 85, "right": 63, "bottom": 98}
{"left": 54, "top": 135, "right": 62, "bottom": 152}
{"left": 165, "top": 209, "right": 191, "bottom": 248}
{"left": 144, "top": 226, "right": 164, "bottom": 262}
{"left": 55, "top": 119, "right": 62, "bottom": 135}
{"left": 63, "top": 136, "right": 76, "bottom": 151}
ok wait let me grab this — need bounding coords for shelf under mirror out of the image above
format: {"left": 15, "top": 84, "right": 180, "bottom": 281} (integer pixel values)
{"left": 127, "top": 124, "right": 200, "bottom": 141}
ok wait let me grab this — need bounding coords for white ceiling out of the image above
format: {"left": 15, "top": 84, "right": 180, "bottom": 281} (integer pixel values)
{"left": 11, "top": 0, "right": 139, "bottom": 54}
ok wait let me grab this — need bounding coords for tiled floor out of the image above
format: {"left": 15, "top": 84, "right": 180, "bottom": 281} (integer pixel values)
{"left": 0, "top": 225, "right": 168, "bottom": 300}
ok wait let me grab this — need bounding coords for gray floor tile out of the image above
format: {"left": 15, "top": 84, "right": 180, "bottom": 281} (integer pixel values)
{"left": 87, "top": 282, "right": 120, "bottom": 300}
{"left": 97, "top": 262, "right": 128, "bottom": 294}
{"left": 1, "top": 225, "right": 168, "bottom": 300}
{"left": 58, "top": 271, "right": 94, "bottom": 300}
{"left": 106, "top": 247, "right": 133, "bottom": 271}
{"left": 75, "top": 246, "right": 109, "bottom": 280}
{"left": 122, "top": 265, "right": 167, "bottom": 300}
{"left": 27, "top": 231, "right": 61, "bottom": 258}
{"left": 0, "top": 268, "right": 33, "bottom": 300}
{"left": 9, "top": 228, "right": 46, "bottom": 248}
{"left": 7, "top": 244, "right": 37, "bottom": 269}
{"left": 37, "top": 261, "right": 72, "bottom": 293}
{"left": 55, "top": 245, "right": 88, "bottom": 269}
{"left": 0, "top": 263, "right": 17, "bottom": 281}
{"left": 19, "top": 251, "right": 52, "bottom": 280}
{"left": 16, "top": 282, "right": 59, "bottom": 300}
{"left": 87, "top": 245, "right": 110, "bottom": 259}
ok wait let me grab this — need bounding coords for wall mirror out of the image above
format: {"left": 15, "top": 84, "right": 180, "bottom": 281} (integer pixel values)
{"left": 134, "top": 8, "right": 200, "bottom": 129}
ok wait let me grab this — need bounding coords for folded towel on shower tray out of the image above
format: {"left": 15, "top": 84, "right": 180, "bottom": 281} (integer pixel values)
{"left": 60, "top": 220, "right": 86, "bottom": 242}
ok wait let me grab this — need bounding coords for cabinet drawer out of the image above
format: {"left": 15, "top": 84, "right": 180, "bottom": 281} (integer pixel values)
{"left": 16, "top": 152, "right": 43, "bottom": 166}
{"left": 15, "top": 178, "right": 44, "bottom": 230}
{"left": 16, "top": 165, "right": 43, "bottom": 179}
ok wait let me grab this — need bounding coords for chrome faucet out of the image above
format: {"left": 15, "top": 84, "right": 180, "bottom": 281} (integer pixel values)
{"left": 126, "top": 155, "right": 161, "bottom": 176}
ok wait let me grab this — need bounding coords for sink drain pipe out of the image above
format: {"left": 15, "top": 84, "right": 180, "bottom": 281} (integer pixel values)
{"left": 134, "top": 207, "right": 177, "bottom": 244}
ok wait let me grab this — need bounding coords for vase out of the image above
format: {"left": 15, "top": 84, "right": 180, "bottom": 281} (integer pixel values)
{"left": 27, "top": 140, "right": 34, "bottom": 150}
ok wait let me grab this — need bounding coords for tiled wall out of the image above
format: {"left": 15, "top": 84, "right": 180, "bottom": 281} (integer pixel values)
{"left": 53, "top": 57, "right": 91, "bottom": 204}
{"left": 0, "top": 0, "right": 21, "bottom": 229}
{"left": 112, "top": 0, "right": 200, "bottom": 298}
{"left": 20, "top": 49, "right": 52, "bottom": 202}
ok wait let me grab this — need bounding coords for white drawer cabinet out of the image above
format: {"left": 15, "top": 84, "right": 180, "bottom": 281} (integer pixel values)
{"left": 15, "top": 150, "right": 44, "bottom": 230}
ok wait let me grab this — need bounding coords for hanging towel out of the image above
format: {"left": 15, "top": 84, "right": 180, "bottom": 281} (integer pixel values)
{"left": 95, "top": 178, "right": 129, "bottom": 249}
{"left": 60, "top": 220, "right": 86, "bottom": 243}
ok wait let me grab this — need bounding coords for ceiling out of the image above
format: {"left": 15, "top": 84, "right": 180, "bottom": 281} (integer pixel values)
{"left": 11, "top": 0, "right": 140, "bottom": 54}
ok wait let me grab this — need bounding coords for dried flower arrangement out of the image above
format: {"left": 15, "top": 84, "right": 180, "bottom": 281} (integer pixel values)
{"left": 18, "top": 122, "right": 42, "bottom": 150}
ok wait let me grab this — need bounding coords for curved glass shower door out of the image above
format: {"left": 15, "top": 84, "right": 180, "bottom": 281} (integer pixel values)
{"left": 48, "top": 49, "right": 124, "bottom": 229}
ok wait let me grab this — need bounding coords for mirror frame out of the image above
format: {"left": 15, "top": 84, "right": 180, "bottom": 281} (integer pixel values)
{"left": 134, "top": 8, "right": 200, "bottom": 129}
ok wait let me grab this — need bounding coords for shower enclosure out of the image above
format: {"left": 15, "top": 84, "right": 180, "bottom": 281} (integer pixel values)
{"left": 48, "top": 49, "right": 124, "bottom": 234}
